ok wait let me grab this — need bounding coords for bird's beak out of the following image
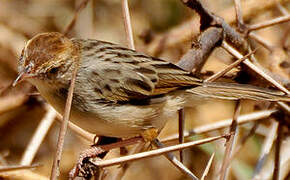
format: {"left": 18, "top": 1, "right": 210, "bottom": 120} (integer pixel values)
{"left": 12, "top": 69, "right": 36, "bottom": 87}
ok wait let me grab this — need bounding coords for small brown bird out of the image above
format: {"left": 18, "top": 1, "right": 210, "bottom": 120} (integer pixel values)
{"left": 14, "top": 32, "right": 289, "bottom": 139}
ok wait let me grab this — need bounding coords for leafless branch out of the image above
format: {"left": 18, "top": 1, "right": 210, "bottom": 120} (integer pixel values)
{"left": 121, "top": 0, "right": 135, "bottom": 50}
{"left": 21, "top": 105, "right": 57, "bottom": 165}
{"left": 50, "top": 61, "right": 79, "bottom": 180}
{"left": 219, "top": 101, "right": 241, "bottom": 180}
{"left": 248, "top": 15, "right": 290, "bottom": 31}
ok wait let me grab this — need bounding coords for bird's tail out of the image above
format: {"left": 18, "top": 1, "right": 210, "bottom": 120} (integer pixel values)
{"left": 186, "top": 82, "right": 290, "bottom": 102}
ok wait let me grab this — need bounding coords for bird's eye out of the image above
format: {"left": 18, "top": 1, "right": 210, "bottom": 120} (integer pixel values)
{"left": 49, "top": 67, "right": 58, "bottom": 74}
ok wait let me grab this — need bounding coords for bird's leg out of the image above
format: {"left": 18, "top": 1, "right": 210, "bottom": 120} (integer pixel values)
{"left": 69, "top": 136, "right": 144, "bottom": 179}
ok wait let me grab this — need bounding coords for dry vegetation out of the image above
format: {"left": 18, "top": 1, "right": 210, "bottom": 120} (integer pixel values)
{"left": 0, "top": 0, "right": 290, "bottom": 180}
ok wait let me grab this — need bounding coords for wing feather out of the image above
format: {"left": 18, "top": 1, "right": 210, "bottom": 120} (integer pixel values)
{"left": 77, "top": 39, "right": 202, "bottom": 102}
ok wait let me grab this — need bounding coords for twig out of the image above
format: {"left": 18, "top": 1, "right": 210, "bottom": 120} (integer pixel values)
{"left": 204, "top": 49, "right": 258, "bottom": 82}
{"left": 248, "top": 32, "right": 274, "bottom": 52}
{"left": 153, "top": 139, "right": 199, "bottom": 180}
{"left": 219, "top": 101, "right": 241, "bottom": 180}
{"left": 252, "top": 119, "right": 279, "bottom": 180}
{"left": 233, "top": 0, "right": 245, "bottom": 31}
{"left": 20, "top": 105, "right": 57, "bottom": 165}
{"left": 55, "top": 114, "right": 95, "bottom": 142}
{"left": 222, "top": 41, "right": 290, "bottom": 94}
{"left": 121, "top": 0, "right": 135, "bottom": 50}
{"left": 201, "top": 152, "right": 215, "bottom": 180}
{"left": 0, "top": 164, "right": 40, "bottom": 172}
{"left": 273, "top": 121, "right": 282, "bottom": 180}
{"left": 177, "top": 27, "right": 223, "bottom": 73}
{"left": 63, "top": 0, "right": 90, "bottom": 36}
{"left": 50, "top": 60, "right": 79, "bottom": 180}
{"left": 224, "top": 122, "right": 260, "bottom": 169}
{"left": 94, "top": 135, "right": 227, "bottom": 168}
{"left": 162, "top": 109, "right": 277, "bottom": 143}
{"left": 248, "top": 15, "right": 290, "bottom": 31}
{"left": 178, "top": 109, "right": 185, "bottom": 163}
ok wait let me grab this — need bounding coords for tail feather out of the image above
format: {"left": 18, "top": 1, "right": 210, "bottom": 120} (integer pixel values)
{"left": 187, "top": 82, "right": 290, "bottom": 102}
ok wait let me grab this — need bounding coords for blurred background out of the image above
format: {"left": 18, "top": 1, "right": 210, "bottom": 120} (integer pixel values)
{"left": 0, "top": 0, "right": 289, "bottom": 179}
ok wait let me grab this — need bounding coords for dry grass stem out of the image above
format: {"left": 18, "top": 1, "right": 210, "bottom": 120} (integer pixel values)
{"left": 219, "top": 102, "right": 241, "bottom": 180}
{"left": 224, "top": 122, "right": 259, "bottom": 168}
{"left": 234, "top": 0, "right": 244, "bottom": 30}
{"left": 252, "top": 119, "right": 278, "bottom": 180}
{"left": 63, "top": 0, "right": 90, "bottom": 36}
{"left": 222, "top": 41, "right": 290, "bottom": 94}
{"left": 55, "top": 114, "right": 95, "bottom": 142}
{"left": 121, "top": 0, "right": 135, "bottom": 50}
{"left": 248, "top": 32, "right": 274, "bottom": 51}
{"left": 0, "top": 164, "right": 40, "bottom": 173}
{"left": 248, "top": 14, "right": 290, "bottom": 31}
{"left": 50, "top": 62, "right": 79, "bottom": 180}
{"left": 94, "top": 135, "right": 227, "bottom": 168}
{"left": 273, "top": 122, "right": 282, "bottom": 180}
{"left": 162, "top": 109, "right": 277, "bottom": 143}
{"left": 201, "top": 152, "right": 215, "bottom": 180}
{"left": 20, "top": 105, "right": 57, "bottom": 165}
{"left": 153, "top": 139, "right": 199, "bottom": 180}
{"left": 204, "top": 49, "right": 258, "bottom": 83}
{"left": 0, "top": 170, "right": 48, "bottom": 180}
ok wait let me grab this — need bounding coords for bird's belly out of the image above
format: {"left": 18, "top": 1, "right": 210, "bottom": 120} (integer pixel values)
{"left": 32, "top": 80, "right": 183, "bottom": 138}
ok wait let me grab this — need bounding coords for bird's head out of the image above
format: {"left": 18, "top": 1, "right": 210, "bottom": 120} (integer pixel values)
{"left": 13, "top": 32, "right": 77, "bottom": 86}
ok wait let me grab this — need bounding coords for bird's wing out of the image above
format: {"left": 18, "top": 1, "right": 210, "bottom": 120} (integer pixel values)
{"left": 77, "top": 39, "right": 202, "bottom": 102}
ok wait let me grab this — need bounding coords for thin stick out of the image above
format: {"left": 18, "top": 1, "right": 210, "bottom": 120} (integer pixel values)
{"left": 233, "top": 0, "right": 244, "bottom": 31}
{"left": 153, "top": 139, "right": 199, "bottom": 180}
{"left": 50, "top": 62, "right": 79, "bottom": 180}
{"left": 252, "top": 119, "right": 278, "bottom": 179}
{"left": 121, "top": 0, "right": 135, "bottom": 50}
{"left": 178, "top": 109, "right": 185, "bottom": 162}
{"left": 222, "top": 41, "right": 290, "bottom": 94}
{"left": 248, "top": 32, "right": 274, "bottom": 52}
{"left": 201, "top": 152, "right": 215, "bottom": 180}
{"left": 273, "top": 121, "right": 282, "bottom": 180}
{"left": 204, "top": 49, "right": 258, "bottom": 82}
{"left": 224, "top": 122, "right": 259, "bottom": 169}
{"left": 63, "top": 0, "right": 90, "bottom": 36}
{"left": 220, "top": 101, "right": 241, "bottom": 180}
{"left": 94, "top": 135, "right": 227, "bottom": 168}
{"left": 55, "top": 114, "right": 95, "bottom": 142}
{"left": 162, "top": 109, "right": 277, "bottom": 143}
{"left": 0, "top": 164, "right": 40, "bottom": 173}
{"left": 21, "top": 105, "right": 57, "bottom": 165}
{"left": 248, "top": 15, "right": 290, "bottom": 31}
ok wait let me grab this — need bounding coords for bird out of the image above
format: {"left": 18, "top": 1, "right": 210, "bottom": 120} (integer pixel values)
{"left": 13, "top": 32, "right": 290, "bottom": 140}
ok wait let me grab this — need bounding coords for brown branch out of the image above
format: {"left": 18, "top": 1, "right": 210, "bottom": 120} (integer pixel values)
{"left": 178, "top": 109, "right": 185, "bottom": 163}
{"left": 219, "top": 101, "right": 241, "bottom": 180}
{"left": 20, "top": 105, "right": 57, "bottom": 165}
{"left": 252, "top": 119, "right": 279, "bottom": 179}
{"left": 50, "top": 60, "right": 79, "bottom": 180}
{"left": 63, "top": 0, "right": 90, "bottom": 36}
{"left": 201, "top": 152, "right": 215, "bottom": 180}
{"left": 121, "top": 0, "right": 135, "bottom": 50}
{"left": 248, "top": 14, "right": 290, "bottom": 31}
{"left": 162, "top": 109, "right": 277, "bottom": 143}
{"left": 222, "top": 41, "right": 290, "bottom": 94}
{"left": 153, "top": 139, "right": 199, "bottom": 180}
{"left": 93, "top": 135, "right": 227, "bottom": 168}
{"left": 234, "top": 0, "right": 246, "bottom": 32}
{"left": 273, "top": 121, "right": 282, "bottom": 180}
{"left": 0, "top": 164, "right": 40, "bottom": 173}
{"left": 177, "top": 27, "right": 223, "bottom": 73}
{"left": 205, "top": 48, "right": 258, "bottom": 82}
